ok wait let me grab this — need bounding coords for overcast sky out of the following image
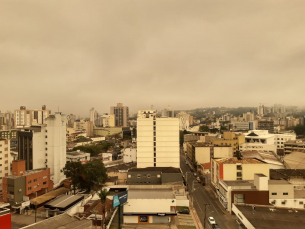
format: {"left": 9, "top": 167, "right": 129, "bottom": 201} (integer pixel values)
{"left": 1, "top": 0, "right": 305, "bottom": 117}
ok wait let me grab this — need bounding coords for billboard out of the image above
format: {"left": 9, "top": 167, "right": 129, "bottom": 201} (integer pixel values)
{"left": 113, "top": 191, "right": 128, "bottom": 208}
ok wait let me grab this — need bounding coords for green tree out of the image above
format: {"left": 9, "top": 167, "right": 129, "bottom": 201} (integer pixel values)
{"left": 81, "top": 159, "right": 108, "bottom": 191}
{"left": 98, "top": 189, "right": 110, "bottom": 229}
{"left": 234, "top": 150, "right": 243, "bottom": 160}
{"left": 62, "top": 161, "right": 83, "bottom": 194}
{"left": 294, "top": 124, "right": 305, "bottom": 136}
{"left": 199, "top": 125, "right": 209, "bottom": 132}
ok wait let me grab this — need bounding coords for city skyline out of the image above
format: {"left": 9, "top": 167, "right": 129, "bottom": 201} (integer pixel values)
{"left": 1, "top": 1, "right": 305, "bottom": 116}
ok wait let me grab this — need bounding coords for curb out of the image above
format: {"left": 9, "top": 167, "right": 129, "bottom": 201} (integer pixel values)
{"left": 190, "top": 206, "right": 204, "bottom": 229}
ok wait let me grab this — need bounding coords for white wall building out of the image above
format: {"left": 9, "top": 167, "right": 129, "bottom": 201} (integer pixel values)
{"left": 0, "top": 139, "right": 11, "bottom": 190}
{"left": 18, "top": 112, "right": 67, "bottom": 187}
{"left": 137, "top": 110, "right": 179, "bottom": 168}
{"left": 274, "top": 133, "right": 296, "bottom": 150}
{"left": 66, "top": 151, "right": 90, "bottom": 163}
{"left": 123, "top": 148, "right": 137, "bottom": 163}
{"left": 234, "top": 122, "right": 249, "bottom": 130}
{"left": 123, "top": 189, "right": 177, "bottom": 224}
{"left": 176, "top": 112, "right": 190, "bottom": 131}
{"left": 14, "top": 105, "right": 50, "bottom": 128}
{"left": 240, "top": 130, "right": 276, "bottom": 152}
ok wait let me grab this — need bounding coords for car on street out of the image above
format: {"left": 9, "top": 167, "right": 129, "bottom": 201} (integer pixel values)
{"left": 197, "top": 177, "right": 201, "bottom": 183}
{"left": 208, "top": 217, "right": 216, "bottom": 225}
{"left": 193, "top": 172, "right": 197, "bottom": 177}
{"left": 212, "top": 224, "right": 221, "bottom": 229}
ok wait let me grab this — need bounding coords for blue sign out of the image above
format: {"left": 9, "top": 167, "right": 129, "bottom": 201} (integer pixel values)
{"left": 113, "top": 195, "right": 120, "bottom": 208}
{"left": 113, "top": 191, "right": 128, "bottom": 208}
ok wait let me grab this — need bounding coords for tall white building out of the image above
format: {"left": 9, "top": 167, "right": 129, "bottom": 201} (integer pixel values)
{"left": 0, "top": 139, "right": 11, "bottom": 190}
{"left": 18, "top": 112, "right": 67, "bottom": 187}
{"left": 14, "top": 105, "right": 51, "bottom": 128}
{"left": 176, "top": 112, "right": 190, "bottom": 131}
{"left": 137, "top": 110, "right": 179, "bottom": 168}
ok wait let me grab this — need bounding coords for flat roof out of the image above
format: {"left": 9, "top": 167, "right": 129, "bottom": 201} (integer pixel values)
{"left": 128, "top": 189, "right": 174, "bottom": 199}
{"left": 21, "top": 213, "right": 92, "bottom": 229}
{"left": 284, "top": 152, "right": 305, "bottom": 169}
{"left": 268, "top": 180, "right": 291, "bottom": 185}
{"left": 234, "top": 204, "right": 305, "bottom": 229}
{"left": 270, "top": 169, "right": 305, "bottom": 179}
{"left": 128, "top": 167, "right": 181, "bottom": 173}
{"left": 214, "top": 158, "right": 264, "bottom": 164}
{"left": 222, "top": 180, "right": 255, "bottom": 187}
{"left": 45, "top": 195, "right": 83, "bottom": 209}
{"left": 295, "top": 190, "right": 305, "bottom": 199}
{"left": 30, "top": 187, "right": 70, "bottom": 206}
{"left": 106, "top": 162, "right": 136, "bottom": 172}
{"left": 67, "top": 151, "right": 89, "bottom": 156}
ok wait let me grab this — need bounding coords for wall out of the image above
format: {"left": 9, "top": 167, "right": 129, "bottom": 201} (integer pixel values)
{"left": 194, "top": 147, "right": 210, "bottom": 164}
{"left": 124, "top": 216, "right": 138, "bottom": 224}
{"left": 124, "top": 198, "right": 175, "bottom": 213}
{"left": 242, "top": 164, "right": 269, "bottom": 180}
{"left": 25, "top": 169, "right": 50, "bottom": 196}
{"left": 123, "top": 148, "right": 137, "bottom": 163}
{"left": 223, "top": 164, "right": 237, "bottom": 180}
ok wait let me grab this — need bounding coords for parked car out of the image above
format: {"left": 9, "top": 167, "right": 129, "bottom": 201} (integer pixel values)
{"left": 212, "top": 224, "right": 221, "bottom": 229}
{"left": 193, "top": 172, "right": 197, "bottom": 177}
{"left": 197, "top": 177, "right": 201, "bottom": 183}
{"left": 208, "top": 217, "right": 216, "bottom": 225}
{"left": 178, "top": 209, "right": 190, "bottom": 214}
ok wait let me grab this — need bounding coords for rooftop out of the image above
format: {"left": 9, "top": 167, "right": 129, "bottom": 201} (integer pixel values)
{"left": 270, "top": 169, "right": 305, "bottom": 180}
{"left": 30, "top": 187, "right": 70, "bottom": 206}
{"left": 213, "top": 158, "right": 265, "bottom": 164}
{"left": 21, "top": 213, "right": 92, "bottom": 229}
{"left": 44, "top": 195, "right": 84, "bottom": 210}
{"left": 283, "top": 152, "right": 305, "bottom": 169}
{"left": 128, "top": 189, "right": 174, "bottom": 199}
{"left": 222, "top": 180, "right": 255, "bottom": 187}
{"left": 233, "top": 204, "right": 305, "bottom": 229}
{"left": 241, "top": 151, "right": 283, "bottom": 166}
{"left": 268, "top": 180, "right": 291, "bottom": 185}
{"left": 66, "top": 151, "right": 89, "bottom": 156}
{"left": 6, "top": 167, "right": 48, "bottom": 179}
{"left": 128, "top": 167, "right": 181, "bottom": 173}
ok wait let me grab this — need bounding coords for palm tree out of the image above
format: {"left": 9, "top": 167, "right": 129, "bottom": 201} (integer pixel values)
{"left": 98, "top": 189, "right": 110, "bottom": 229}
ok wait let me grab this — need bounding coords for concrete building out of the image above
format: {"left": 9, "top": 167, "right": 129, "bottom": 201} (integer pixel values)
{"left": 189, "top": 115, "right": 194, "bottom": 126}
{"left": 107, "top": 162, "right": 136, "bottom": 184}
{"left": 176, "top": 111, "right": 190, "bottom": 131}
{"left": 14, "top": 105, "right": 51, "bottom": 128}
{"left": 101, "top": 114, "right": 115, "bottom": 127}
{"left": 0, "top": 139, "right": 10, "bottom": 190}
{"left": 274, "top": 132, "right": 296, "bottom": 150}
{"left": 123, "top": 148, "right": 137, "bottom": 163}
{"left": 210, "top": 132, "right": 245, "bottom": 153}
{"left": 137, "top": 110, "right": 179, "bottom": 168}
{"left": 234, "top": 122, "right": 250, "bottom": 130}
{"left": 66, "top": 151, "right": 90, "bottom": 163}
{"left": 161, "top": 106, "right": 174, "bottom": 118}
{"left": 73, "top": 120, "right": 93, "bottom": 136}
{"left": 0, "top": 111, "right": 13, "bottom": 130}
{"left": 217, "top": 174, "right": 269, "bottom": 212}
{"left": 89, "top": 107, "right": 98, "bottom": 126}
{"left": 2, "top": 160, "right": 53, "bottom": 206}
{"left": 270, "top": 169, "right": 305, "bottom": 190}
{"left": 232, "top": 204, "right": 305, "bottom": 229}
{"left": 123, "top": 188, "right": 177, "bottom": 224}
{"left": 284, "top": 139, "right": 305, "bottom": 155}
{"left": 243, "top": 112, "right": 254, "bottom": 122}
{"left": 258, "top": 120, "right": 274, "bottom": 132}
{"left": 240, "top": 131, "right": 276, "bottom": 153}
{"left": 127, "top": 167, "right": 182, "bottom": 185}
{"left": 211, "top": 158, "right": 269, "bottom": 189}
{"left": 110, "top": 103, "right": 129, "bottom": 127}
{"left": 18, "top": 113, "right": 67, "bottom": 186}
{"left": 186, "top": 141, "right": 233, "bottom": 165}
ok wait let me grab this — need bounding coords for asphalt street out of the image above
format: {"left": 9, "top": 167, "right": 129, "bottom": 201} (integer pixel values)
{"left": 180, "top": 149, "right": 238, "bottom": 229}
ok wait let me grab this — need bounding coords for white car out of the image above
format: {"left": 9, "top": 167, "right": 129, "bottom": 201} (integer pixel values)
{"left": 208, "top": 217, "right": 216, "bottom": 225}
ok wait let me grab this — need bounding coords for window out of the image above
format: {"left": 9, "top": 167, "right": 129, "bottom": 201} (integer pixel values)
{"left": 271, "top": 193, "right": 277, "bottom": 195}
{"left": 34, "top": 178, "right": 37, "bottom": 182}
{"left": 154, "top": 158, "right": 156, "bottom": 162}
{"left": 147, "top": 174, "right": 151, "bottom": 178}
{"left": 237, "top": 165, "right": 242, "bottom": 170}
{"left": 283, "top": 192, "right": 288, "bottom": 195}
{"left": 9, "top": 191, "right": 14, "bottom": 195}
{"left": 28, "top": 187, "right": 32, "bottom": 191}
{"left": 43, "top": 181, "right": 47, "bottom": 185}
{"left": 28, "top": 180, "right": 32, "bottom": 184}
{"left": 137, "top": 174, "right": 141, "bottom": 178}
{"left": 300, "top": 201, "right": 303, "bottom": 205}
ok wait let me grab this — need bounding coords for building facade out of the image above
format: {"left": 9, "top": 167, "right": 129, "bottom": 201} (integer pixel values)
{"left": 14, "top": 105, "right": 51, "bottom": 128}
{"left": 18, "top": 113, "right": 66, "bottom": 186}
{"left": 176, "top": 112, "right": 190, "bottom": 131}
{"left": 0, "top": 139, "right": 10, "bottom": 190}
{"left": 137, "top": 110, "right": 179, "bottom": 168}
{"left": 110, "top": 103, "right": 129, "bottom": 127}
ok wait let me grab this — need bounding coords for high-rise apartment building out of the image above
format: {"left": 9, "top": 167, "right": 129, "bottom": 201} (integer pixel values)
{"left": 0, "top": 139, "right": 11, "bottom": 190}
{"left": 176, "top": 111, "right": 190, "bottom": 130}
{"left": 242, "top": 112, "right": 254, "bottom": 122}
{"left": 18, "top": 112, "right": 66, "bottom": 186}
{"left": 161, "top": 106, "right": 174, "bottom": 118}
{"left": 137, "top": 110, "right": 179, "bottom": 168}
{"left": 0, "top": 111, "right": 13, "bottom": 130}
{"left": 14, "top": 105, "right": 51, "bottom": 128}
{"left": 110, "top": 103, "right": 129, "bottom": 127}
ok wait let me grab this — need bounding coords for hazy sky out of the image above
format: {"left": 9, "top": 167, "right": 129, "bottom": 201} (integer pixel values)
{"left": 1, "top": 0, "right": 305, "bottom": 117}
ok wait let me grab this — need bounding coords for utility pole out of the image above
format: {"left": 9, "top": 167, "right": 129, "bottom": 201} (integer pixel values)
{"left": 203, "top": 203, "right": 211, "bottom": 228}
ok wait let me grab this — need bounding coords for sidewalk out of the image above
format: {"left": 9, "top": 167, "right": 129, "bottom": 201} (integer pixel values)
{"left": 189, "top": 207, "right": 203, "bottom": 229}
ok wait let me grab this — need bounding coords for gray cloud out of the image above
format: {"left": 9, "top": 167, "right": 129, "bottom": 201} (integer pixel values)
{"left": 1, "top": 0, "right": 305, "bottom": 117}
